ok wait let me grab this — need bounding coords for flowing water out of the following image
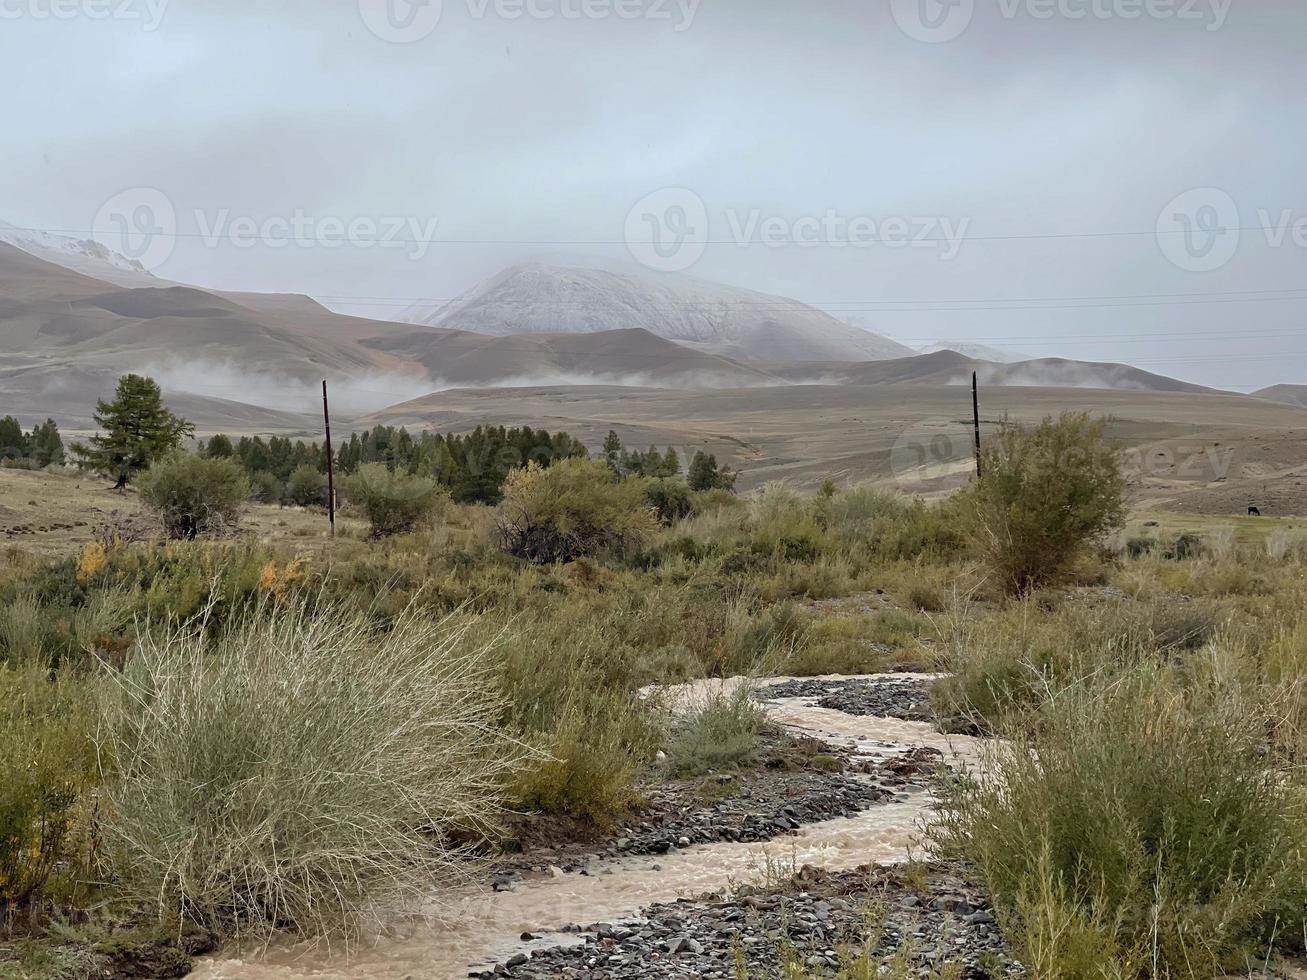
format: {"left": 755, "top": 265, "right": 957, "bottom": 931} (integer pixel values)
{"left": 188, "top": 674, "right": 985, "bottom": 980}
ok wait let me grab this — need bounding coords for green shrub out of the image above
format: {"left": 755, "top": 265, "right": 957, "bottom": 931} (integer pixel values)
{"left": 138, "top": 453, "right": 249, "bottom": 540}
{"left": 345, "top": 463, "right": 443, "bottom": 537}
{"left": 246, "top": 470, "right": 282, "bottom": 504}
{"left": 283, "top": 464, "right": 327, "bottom": 508}
{"left": 97, "top": 601, "right": 528, "bottom": 939}
{"left": 931, "top": 663, "right": 1307, "bottom": 975}
{"left": 664, "top": 683, "right": 767, "bottom": 778}
{"left": 0, "top": 665, "right": 97, "bottom": 912}
{"left": 495, "top": 459, "right": 658, "bottom": 564}
{"left": 957, "top": 413, "right": 1125, "bottom": 594}
{"left": 645, "top": 477, "right": 694, "bottom": 526}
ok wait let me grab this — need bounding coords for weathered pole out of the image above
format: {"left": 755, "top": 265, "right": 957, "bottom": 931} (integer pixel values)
{"left": 322, "top": 380, "right": 336, "bottom": 538}
{"left": 971, "top": 371, "right": 983, "bottom": 480}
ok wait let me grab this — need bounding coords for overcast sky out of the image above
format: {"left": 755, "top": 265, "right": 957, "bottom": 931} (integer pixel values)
{"left": 2, "top": 0, "right": 1304, "bottom": 390}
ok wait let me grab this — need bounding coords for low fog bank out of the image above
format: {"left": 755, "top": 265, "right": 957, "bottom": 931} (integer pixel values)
{"left": 142, "top": 360, "right": 437, "bottom": 416}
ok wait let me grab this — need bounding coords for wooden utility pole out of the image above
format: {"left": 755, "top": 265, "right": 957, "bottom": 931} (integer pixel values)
{"left": 971, "top": 371, "right": 983, "bottom": 480}
{"left": 322, "top": 380, "right": 336, "bottom": 538}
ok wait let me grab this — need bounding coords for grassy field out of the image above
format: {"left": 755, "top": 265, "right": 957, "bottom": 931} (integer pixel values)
{"left": 2, "top": 447, "right": 1306, "bottom": 978}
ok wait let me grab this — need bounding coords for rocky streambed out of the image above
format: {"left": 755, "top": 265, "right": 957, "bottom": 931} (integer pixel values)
{"left": 480, "top": 862, "right": 1017, "bottom": 979}
{"left": 188, "top": 674, "right": 999, "bottom": 980}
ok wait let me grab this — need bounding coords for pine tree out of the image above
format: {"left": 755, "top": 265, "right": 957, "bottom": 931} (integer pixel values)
{"left": 203, "top": 433, "right": 235, "bottom": 458}
{"left": 602, "top": 430, "right": 623, "bottom": 474}
{"left": 29, "top": 419, "right": 63, "bottom": 467}
{"left": 0, "top": 416, "right": 27, "bottom": 460}
{"left": 70, "top": 375, "right": 193, "bottom": 487}
{"left": 662, "top": 446, "right": 680, "bottom": 476}
{"left": 687, "top": 450, "right": 739, "bottom": 492}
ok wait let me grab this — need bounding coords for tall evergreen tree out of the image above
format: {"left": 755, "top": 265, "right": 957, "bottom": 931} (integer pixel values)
{"left": 603, "top": 430, "right": 623, "bottom": 473}
{"left": 0, "top": 416, "right": 27, "bottom": 460}
{"left": 71, "top": 375, "right": 193, "bottom": 487}
{"left": 29, "top": 419, "right": 63, "bottom": 467}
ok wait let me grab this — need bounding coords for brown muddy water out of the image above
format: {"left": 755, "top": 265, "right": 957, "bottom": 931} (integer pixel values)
{"left": 188, "top": 675, "right": 986, "bottom": 980}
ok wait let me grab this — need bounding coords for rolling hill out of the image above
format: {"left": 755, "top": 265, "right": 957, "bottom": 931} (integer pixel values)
{"left": 770, "top": 349, "right": 1214, "bottom": 394}
{"left": 400, "top": 260, "right": 916, "bottom": 364}
{"left": 1256, "top": 384, "right": 1307, "bottom": 408}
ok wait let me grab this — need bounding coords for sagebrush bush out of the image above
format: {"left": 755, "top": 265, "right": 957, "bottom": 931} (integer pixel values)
{"left": 97, "top": 601, "right": 529, "bottom": 939}
{"left": 495, "top": 458, "right": 658, "bottom": 564}
{"left": 932, "top": 662, "right": 1307, "bottom": 975}
{"left": 0, "top": 665, "right": 97, "bottom": 912}
{"left": 497, "top": 607, "right": 666, "bottom": 822}
{"left": 664, "top": 682, "right": 767, "bottom": 777}
{"left": 139, "top": 453, "right": 249, "bottom": 539}
{"left": 645, "top": 477, "right": 694, "bottom": 525}
{"left": 958, "top": 413, "right": 1125, "bottom": 594}
{"left": 283, "top": 463, "right": 327, "bottom": 508}
{"left": 346, "top": 463, "right": 444, "bottom": 537}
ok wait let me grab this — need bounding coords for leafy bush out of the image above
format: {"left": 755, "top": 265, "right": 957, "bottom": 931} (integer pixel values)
{"left": 139, "top": 453, "right": 249, "bottom": 539}
{"left": 283, "top": 463, "right": 327, "bottom": 508}
{"left": 345, "top": 463, "right": 443, "bottom": 537}
{"left": 931, "top": 663, "right": 1307, "bottom": 975}
{"left": 488, "top": 594, "right": 670, "bottom": 822}
{"left": 246, "top": 470, "right": 282, "bottom": 504}
{"left": 645, "top": 477, "right": 694, "bottom": 525}
{"left": 97, "top": 601, "right": 528, "bottom": 939}
{"left": 957, "top": 413, "right": 1125, "bottom": 594}
{"left": 495, "top": 459, "right": 658, "bottom": 564}
{"left": 664, "top": 683, "right": 767, "bottom": 778}
{"left": 0, "top": 666, "right": 97, "bottom": 912}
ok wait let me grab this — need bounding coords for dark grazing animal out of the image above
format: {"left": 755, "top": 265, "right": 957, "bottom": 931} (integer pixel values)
{"left": 1248, "top": 505, "right": 1262, "bottom": 517}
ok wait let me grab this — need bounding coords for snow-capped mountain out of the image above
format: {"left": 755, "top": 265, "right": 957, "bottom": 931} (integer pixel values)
{"left": 0, "top": 218, "right": 157, "bottom": 287}
{"left": 916, "top": 340, "right": 1029, "bottom": 363}
{"left": 401, "top": 261, "right": 916, "bottom": 364}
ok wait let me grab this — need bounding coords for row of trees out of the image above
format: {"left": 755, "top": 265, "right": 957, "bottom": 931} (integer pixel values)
{"left": 602, "top": 430, "right": 737, "bottom": 493}
{"left": 198, "top": 424, "right": 591, "bottom": 506}
{"left": 1, "top": 416, "right": 65, "bottom": 467}
{"left": 57, "top": 376, "right": 739, "bottom": 510}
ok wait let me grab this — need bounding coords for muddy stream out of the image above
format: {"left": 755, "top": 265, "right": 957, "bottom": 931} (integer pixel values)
{"left": 188, "top": 674, "right": 984, "bottom": 980}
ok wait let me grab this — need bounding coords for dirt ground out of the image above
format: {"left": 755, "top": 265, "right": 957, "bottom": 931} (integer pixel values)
{"left": 0, "top": 467, "right": 366, "bottom": 559}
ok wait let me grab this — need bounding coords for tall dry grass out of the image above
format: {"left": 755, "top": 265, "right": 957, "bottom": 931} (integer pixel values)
{"left": 97, "top": 600, "right": 530, "bottom": 940}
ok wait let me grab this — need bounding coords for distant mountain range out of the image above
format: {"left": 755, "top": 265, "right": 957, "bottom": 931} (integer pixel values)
{"left": 916, "top": 340, "right": 1029, "bottom": 363}
{"left": 0, "top": 219, "right": 1279, "bottom": 435}
{"left": 400, "top": 261, "right": 916, "bottom": 364}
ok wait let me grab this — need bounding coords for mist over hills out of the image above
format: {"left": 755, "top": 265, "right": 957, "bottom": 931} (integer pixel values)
{"left": 0, "top": 226, "right": 1278, "bottom": 440}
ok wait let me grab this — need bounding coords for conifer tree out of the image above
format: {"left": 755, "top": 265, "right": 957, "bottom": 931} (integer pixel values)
{"left": 71, "top": 375, "right": 193, "bottom": 487}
